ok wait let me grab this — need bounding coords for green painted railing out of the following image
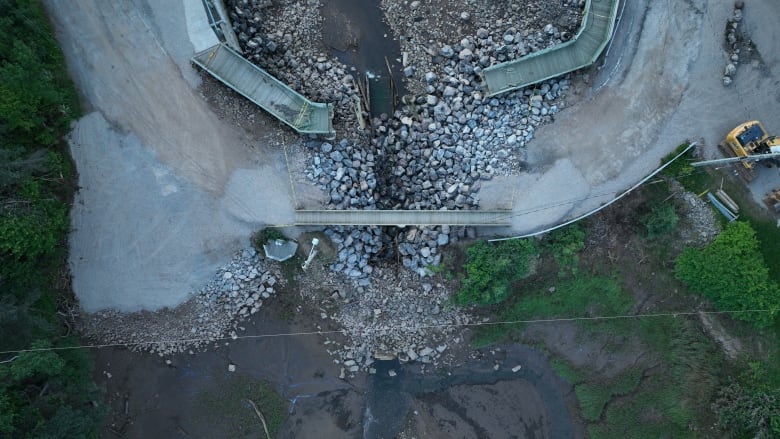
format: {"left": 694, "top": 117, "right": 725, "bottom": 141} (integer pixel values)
{"left": 192, "top": 44, "right": 335, "bottom": 137}
{"left": 482, "top": 0, "right": 621, "bottom": 96}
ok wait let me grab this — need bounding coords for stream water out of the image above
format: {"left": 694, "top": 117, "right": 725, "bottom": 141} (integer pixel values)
{"left": 320, "top": 0, "right": 407, "bottom": 114}
{"left": 317, "top": 2, "right": 578, "bottom": 437}
{"left": 365, "top": 345, "right": 578, "bottom": 438}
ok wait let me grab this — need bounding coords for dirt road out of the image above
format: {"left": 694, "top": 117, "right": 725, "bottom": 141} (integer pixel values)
{"left": 46, "top": 0, "right": 295, "bottom": 311}
{"left": 505, "top": 0, "right": 780, "bottom": 234}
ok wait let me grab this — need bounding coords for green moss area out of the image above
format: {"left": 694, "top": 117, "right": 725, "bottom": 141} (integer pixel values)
{"left": 196, "top": 375, "right": 288, "bottom": 438}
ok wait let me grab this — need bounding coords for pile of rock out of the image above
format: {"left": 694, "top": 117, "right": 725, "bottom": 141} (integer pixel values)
{"left": 226, "top": 0, "right": 365, "bottom": 137}
{"left": 375, "top": 79, "right": 566, "bottom": 182}
{"left": 324, "top": 226, "right": 384, "bottom": 285}
{"left": 305, "top": 138, "right": 379, "bottom": 209}
{"left": 398, "top": 225, "right": 477, "bottom": 275}
{"left": 312, "top": 265, "right": 472, "bottom": 373}
{"left": 671, "top": 180, "right": 721, "bottom": 246}
{"left": 80, "top": 248, "right": 280, "bottom": 356}
{"left": 723, "top": 1, "right": 745, "bottom": 87}
{"left": 381, "top": 0, "right": 584, "bottom": 94}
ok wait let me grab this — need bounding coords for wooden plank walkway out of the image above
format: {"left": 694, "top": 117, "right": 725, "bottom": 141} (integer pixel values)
{"left": 294, "top": 210, "right": 512, "bottom": 226}
{"left": 192, "top": 43, "right": 335, "bottom": 136}
{"left": 482, "top": 0, "right": 621, "bottom": 96}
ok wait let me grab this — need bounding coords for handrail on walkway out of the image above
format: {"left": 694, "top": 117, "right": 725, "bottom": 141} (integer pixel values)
{"left": 192, "top": 43, "right": 335, "bottom": 137}
{"left": 294, "top": 209, "right": 513, "bottom": 226}
{"left": 482, "top": 0, "right": 621, "bottom": 96}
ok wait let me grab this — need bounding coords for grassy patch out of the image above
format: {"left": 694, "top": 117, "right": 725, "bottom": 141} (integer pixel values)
{"left": 587, "top": 317, "right": 720, "bottom": 436}
{"left": 471, "top": 276, "right": 631, "bottom": 345}
{"left": 197, "top": 375, "right": 288, "bottom": 438}
{"left": 550, "top": 358, "right": 585, "bottom": 384}
{"left": 575, "top": 366, "right": 645, "bottom": 422}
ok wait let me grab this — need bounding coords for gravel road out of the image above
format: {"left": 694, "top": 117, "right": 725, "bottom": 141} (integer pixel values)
{"left": 46, "top": 0, "right": 294, "bottom": 311}
{"left": 513, "top": 0, "right": 780, "bottom": 234}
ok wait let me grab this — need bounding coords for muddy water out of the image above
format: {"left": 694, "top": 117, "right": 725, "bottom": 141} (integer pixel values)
{"left": 365, "top": 345, "right": 580, "bottom": 438}
{"left": 320, "top": 0, "right": 407, "bottom": 95}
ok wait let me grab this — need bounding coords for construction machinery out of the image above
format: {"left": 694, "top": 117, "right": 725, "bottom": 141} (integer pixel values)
{"left": 691, "top": 120, "right": 780, "bottom": 182}
{"left": 720, "top": 120, "right": 780, "bottom": 170}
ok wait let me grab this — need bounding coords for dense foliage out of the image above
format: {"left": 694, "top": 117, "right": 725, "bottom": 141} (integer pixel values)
{"left": 675, "top": 221, "right": 780, "bottom": 327}
{"left": 642, "top": 203, "right": 678, "bottom": 239}
{"left": 543, "top": 224, "right": 585, "bottom": 275}
{"left": 713, "top": 362, "right": 780, "bottom": 438}
{"left": 0, "top": 0, "right": 79, "bottom": 148}
{"left": 456, "top": 239, "right": 536, "bottom": 305}
{"left": 713, "top": 382, "right": 780, "bottom": 438}
{"left": 1, "top": 0, "right": 102, "bottom": 437}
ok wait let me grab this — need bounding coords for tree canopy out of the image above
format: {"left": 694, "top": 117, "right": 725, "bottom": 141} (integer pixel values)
{"left": 675, "top": 221, "right": 780, "bottom": 327}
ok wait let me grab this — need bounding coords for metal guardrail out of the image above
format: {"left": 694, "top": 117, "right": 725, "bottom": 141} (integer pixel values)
{"left": 490, "top": 142, "right": 698, "bottom": 241}
{"left": 192, "top": 43, "right": 335, "bottom": 137}
{"left": 482, "top": 0, "right": 621, "bottom": 96}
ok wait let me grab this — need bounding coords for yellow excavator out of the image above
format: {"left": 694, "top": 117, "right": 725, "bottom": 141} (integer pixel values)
{"left": 692, "top": 120, "right": 780, "bottom": 182}
{"left": 722, "top": 120, "right": 780, "bottom": 170}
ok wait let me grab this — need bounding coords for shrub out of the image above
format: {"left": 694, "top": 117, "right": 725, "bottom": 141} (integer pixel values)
{"left": 545, "top": 224, "right": 585, "bottom": 275}
{"left": 643, "top": 203, "right": 678, "bottom": 239}
{"left": 712, "top": 383, "right": 780, "bottom": 438}
{"left": 251, "top": 227, "right": 287, "bottom": 252}
{"left": 675, "top": 221, "right": 780, "bottom": 327}
{"left": 457, "top": 239, "right": 536, "bottom": 306}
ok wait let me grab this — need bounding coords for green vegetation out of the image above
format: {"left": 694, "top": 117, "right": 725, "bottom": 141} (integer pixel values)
{"left": 455, "top": 174, "right": 742, "bottom": 436}
{"left": 0, "top": 1, "right": 103, "bottom": 437}
{"left": 746, "top": 217, "right": 780, "bottom": 285}
{"left": 543, "top": 224, "right": 586, "bottom": 275}
{"left": 471, "top": 276, "right": 630, "bottom": 346}
{"left": 675, "top": 221, "right": 780, "bottom": 327}
{"left": 503, "top": 276, "right": 630, "bottom": 329}
{"left": 592, "top": 317, "right": 720, "bottom": 437}
{"left": 251, "top": 227, "right": 288, "bottom": 252}
{"left": 576, "top": 367, "right": 643, "bottom": 422}
{"left": 642, "top": 203, "right": 678, "bottom": 239}
{"left": 661, "top": 142, "right": 709, "bottom": 194}
{"left": 0, "top": 0, "right": 80, "bottom": 148}
{"left": 456, "top": 239, "right": 536, "bottom": 306}
{"left": 197, "top": 375, "right": 288, "bottom": 438}
{"left": 712, "top": 359, "right": 780, "bottom": 439}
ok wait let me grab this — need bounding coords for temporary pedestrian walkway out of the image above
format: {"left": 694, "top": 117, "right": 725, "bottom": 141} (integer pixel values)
{"left": 294, "top": 210, "right": 512, "bottom": 226}
{"left": 192, "top": 43, "right": 335, "bottom": 137}
{"left": 481, "top": 0, "right": 621, "bottom": 96}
